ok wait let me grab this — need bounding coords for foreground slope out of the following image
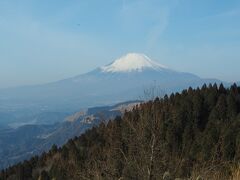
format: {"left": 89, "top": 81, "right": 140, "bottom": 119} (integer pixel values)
{"left": 1, "top": 83, "right": 240, "bottom": 180}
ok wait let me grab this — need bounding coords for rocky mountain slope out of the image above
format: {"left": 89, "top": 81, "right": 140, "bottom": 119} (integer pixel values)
{"left": 0, "top": 101, "right": 139, "bottom": 169}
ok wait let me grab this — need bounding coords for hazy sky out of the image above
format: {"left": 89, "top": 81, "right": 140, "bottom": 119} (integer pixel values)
{"left": 0, "top": 0, "right": 240, "bottom": 88}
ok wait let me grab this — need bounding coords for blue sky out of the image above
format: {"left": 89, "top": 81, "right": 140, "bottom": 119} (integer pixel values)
{"left": 0, "top": 0, "right": 239, "bottom": 88}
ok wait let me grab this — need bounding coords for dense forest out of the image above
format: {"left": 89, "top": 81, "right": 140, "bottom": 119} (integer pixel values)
{"left": 1, "top": 83, "right": 240, "bottom": 180}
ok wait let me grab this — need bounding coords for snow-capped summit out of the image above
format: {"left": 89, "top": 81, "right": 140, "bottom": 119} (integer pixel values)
{"left": 0, "top": 52, "right": 220, "bottom": 116}
{"left": 101, "top": 53, "right": 167, "bottom": 73}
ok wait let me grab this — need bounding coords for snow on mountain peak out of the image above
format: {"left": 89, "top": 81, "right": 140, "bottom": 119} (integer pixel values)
{"left": 101, "top": 53, "right": 167, "bottom": 73}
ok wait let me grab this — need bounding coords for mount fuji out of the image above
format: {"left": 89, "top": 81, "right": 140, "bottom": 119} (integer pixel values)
{"left": 0, "top": 53, "right": 223, "bottom": 113}
{"left": 100, "top": 53, "right": 167, "bottom": 73}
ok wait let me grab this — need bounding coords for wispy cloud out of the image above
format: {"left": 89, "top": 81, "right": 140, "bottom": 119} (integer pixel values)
{"left": 200, "top": 8, "right": 240, "bottom": 21}
{"left": 146, "top": 9, "right": 169, "bottom": 52}
{"left": 213, "top": 8, "right": 240, "bottom": 18}
{"left": 119, "top": 0, "right": 173, "bottom": 51}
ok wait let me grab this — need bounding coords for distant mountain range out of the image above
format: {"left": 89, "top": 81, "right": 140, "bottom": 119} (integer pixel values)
{"left": 0, "top": 53, "right": 228, "bottom": 120}
{"left": 0, "top": 101, "right": 139, "bottom": 169}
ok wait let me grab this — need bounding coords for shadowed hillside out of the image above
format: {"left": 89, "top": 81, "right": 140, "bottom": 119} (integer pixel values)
{"left": 1, "top": 83, "right": 240, "bottom": 180}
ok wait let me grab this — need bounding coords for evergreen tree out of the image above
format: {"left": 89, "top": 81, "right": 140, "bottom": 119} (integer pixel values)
{"left": 1, "top": 84, "right": 240, "bottom": 180}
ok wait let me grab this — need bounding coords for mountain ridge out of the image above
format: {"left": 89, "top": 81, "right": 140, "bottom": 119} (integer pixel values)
{"left": 2, "top": 84, "right": 240, "bottom": 179}
{"left": 0, "top": 53, "right": 226, "bottom": 119}
{"left": 0, "top": 100, "right": 140, "bottom": 169}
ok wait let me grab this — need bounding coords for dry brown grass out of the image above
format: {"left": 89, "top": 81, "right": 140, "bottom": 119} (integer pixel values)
{"left": 231, "top": 165, "right": 240, "bottom": 180}
{"left": 188, "top": 164, "right": 240, "bottom": 180}
{"left": 189, "top": 162, "right": 238, "bottom": 180}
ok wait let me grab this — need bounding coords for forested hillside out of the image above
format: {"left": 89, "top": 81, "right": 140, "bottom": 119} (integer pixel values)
{"left": 1, "top": 83, "right": 240, "bottom": 180}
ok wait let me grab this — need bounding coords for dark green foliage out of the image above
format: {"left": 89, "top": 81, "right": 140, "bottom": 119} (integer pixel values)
{"left": 1, "top": 84, "right": 240, "bottom": 179}
{"left": 50, "top": 144, "right": 58, "bottom": 155}
{"left": 39, "top": 170, "right": 50, "bottom": 180}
